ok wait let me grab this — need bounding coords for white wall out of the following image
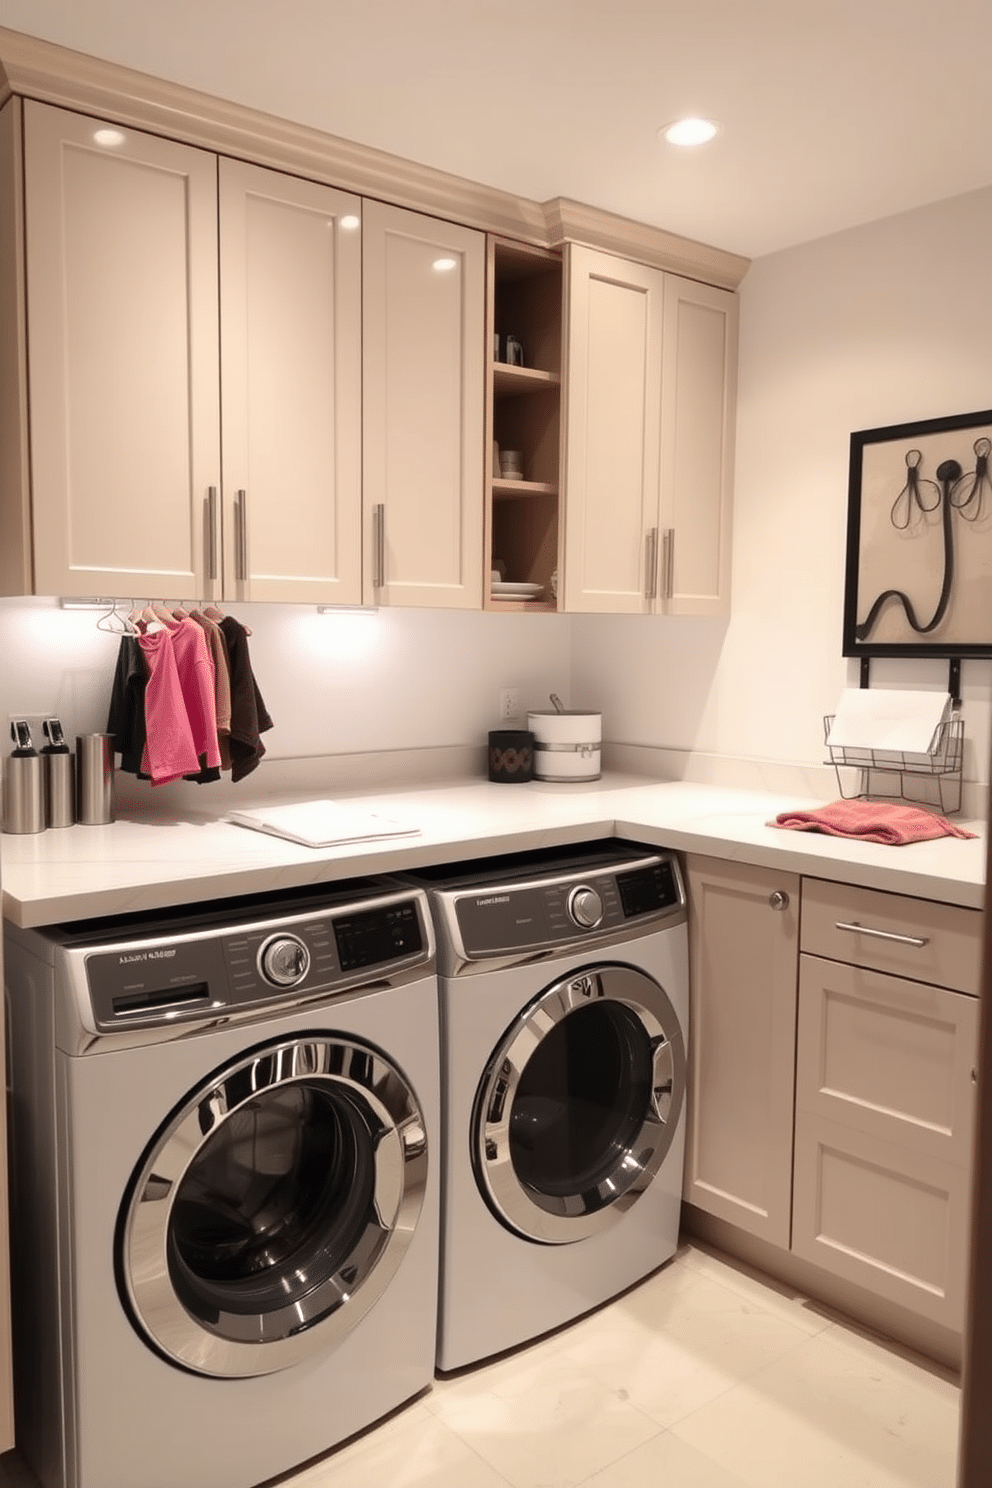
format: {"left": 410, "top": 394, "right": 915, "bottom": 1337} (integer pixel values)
{"left": 573, "top": 185, "right": 992, "bottom": 791}
{"left": 0, "top": 597, "right": 571, "bottom": 766}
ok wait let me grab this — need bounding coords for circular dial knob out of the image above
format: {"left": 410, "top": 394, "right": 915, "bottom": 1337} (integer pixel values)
{"left": 567, "top": 884, "right": 604, "bottom": 929}
{"left": 258, "top": 934, "right": 311, "bottom": 987}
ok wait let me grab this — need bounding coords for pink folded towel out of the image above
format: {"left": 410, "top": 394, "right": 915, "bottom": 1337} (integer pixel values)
{"left": 770, "top": 799, "right": 978, "bottom": 846}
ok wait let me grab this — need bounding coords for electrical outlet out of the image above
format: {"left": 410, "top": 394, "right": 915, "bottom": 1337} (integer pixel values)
{"left": 499, "top": 688, "right": 520, "bottom": 722}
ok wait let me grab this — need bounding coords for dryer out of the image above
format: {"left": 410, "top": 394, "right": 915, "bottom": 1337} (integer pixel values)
{"left": 4, "top": 877, "right": 440, "bottom": 1488}
{"left": 408, "top": 840, "right": 688, "bottom": 1371}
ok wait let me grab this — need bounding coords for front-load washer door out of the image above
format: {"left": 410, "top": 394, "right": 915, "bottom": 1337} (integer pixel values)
{"left": 474, "top": 962, "right": 685, "bottom": 1244}
{"left": 118, "top": 1032, "right": 427, "bottom": 1378}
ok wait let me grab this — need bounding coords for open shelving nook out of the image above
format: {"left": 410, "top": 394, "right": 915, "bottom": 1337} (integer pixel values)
{"left": 484, "top": 237, "right": 563, "bottom": 613}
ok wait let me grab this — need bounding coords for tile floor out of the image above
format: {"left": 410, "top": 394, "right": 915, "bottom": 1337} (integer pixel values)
{"left": 0, "top": 1240, "right": 961, "bottom": 1488}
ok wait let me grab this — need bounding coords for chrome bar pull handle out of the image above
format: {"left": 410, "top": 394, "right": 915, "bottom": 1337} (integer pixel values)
{"left": 645, "top": 527, "right": 658, "bottom": 600}
{"left": 834, "top": 920, "right": 929, "bottom": 948}
{"left": 373, "top": 503, "right": 386, "bottom": 589}
{"left": 206, "top": 486, "right": 218, "bottom": 581}
{"left": 235, "top": 489, "right": 248, "bottom": 582}
{"left": 662, "top": 527, "right": 675, "bottom": 599}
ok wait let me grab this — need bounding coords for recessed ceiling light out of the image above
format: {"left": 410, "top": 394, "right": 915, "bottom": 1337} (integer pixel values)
{"left": 660, "top": 117, "right": 719, "bottom": 147}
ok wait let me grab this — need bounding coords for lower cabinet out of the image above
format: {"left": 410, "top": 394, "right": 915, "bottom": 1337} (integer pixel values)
{"left": 682, "top": 854, "right": 800, "bottom": 1247}
{"left": 684, "top": 857, "right": 982, "bottom": 1344}
{"left": 793, "top": 879, "right": 979, "bottom": 1332}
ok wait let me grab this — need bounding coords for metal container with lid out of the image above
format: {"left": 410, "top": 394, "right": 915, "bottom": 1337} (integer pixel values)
{"left": 526, "top": 704, "right": 601, "bottom": 781}
{"left": 42, "top": 718, "right": 75, "bottom": 828}
{"left": 3, "top": 720, "right": 46, "bottom": 834}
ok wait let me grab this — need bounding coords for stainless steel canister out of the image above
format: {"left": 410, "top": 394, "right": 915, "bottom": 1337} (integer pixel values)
{"left": 2, "top": 752, "right": 46, "bottom": 833}
{"left": 43, "top": 748, "right": 75, "bottom": 827}
{"left": 75, "top": 733, "right": 115, "bottom": 824}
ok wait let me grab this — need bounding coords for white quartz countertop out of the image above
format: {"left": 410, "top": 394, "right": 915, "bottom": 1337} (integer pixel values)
{"left": 1, "top": 773, "right": 986, "bottom": 928}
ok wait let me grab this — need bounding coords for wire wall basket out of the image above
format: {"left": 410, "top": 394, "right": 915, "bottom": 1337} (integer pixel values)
{"left": 823, "top": 714, "right": 965, "bottom": 816}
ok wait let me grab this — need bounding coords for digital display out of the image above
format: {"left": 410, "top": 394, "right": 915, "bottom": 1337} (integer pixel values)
{"left": 334, "top": 900, "right": 423, "bottom": 972}
{"left": 617, "top": 861, "right": 679, "bottom": 919}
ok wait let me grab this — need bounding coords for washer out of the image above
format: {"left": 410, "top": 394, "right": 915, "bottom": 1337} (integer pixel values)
{"left": 3, "top": 877, "right": 440, "bottom": 1488}
{"left": 408, "top": 839, "right": 688, "bottom": 1371}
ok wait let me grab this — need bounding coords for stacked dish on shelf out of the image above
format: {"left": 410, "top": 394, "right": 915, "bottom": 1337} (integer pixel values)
{"left": 491, "top": 581, "right": 544, "bottom": 602}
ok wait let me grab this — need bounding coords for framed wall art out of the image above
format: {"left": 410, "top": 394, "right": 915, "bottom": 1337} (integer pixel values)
{"left": 842, "top": 408, "right": 992, "bottom": 658}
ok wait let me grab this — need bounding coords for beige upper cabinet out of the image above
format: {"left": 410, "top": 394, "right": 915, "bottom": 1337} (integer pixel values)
{"left": 362, "top": 201, "right": 485, "bottom": 608}
{"left": 562, "top": 245, "right": 737, "bottom": 615}
{"left": 22, "top": 100, "right": 221, "bottom": 600}
{"left": 659, "top": 274, "right": 738, "bottom": 614}
{"left": 218, "top": 160, "right": 362, "bottom": 604}
{"left": 18, "top": 105, "right": 365, "bottom": 605}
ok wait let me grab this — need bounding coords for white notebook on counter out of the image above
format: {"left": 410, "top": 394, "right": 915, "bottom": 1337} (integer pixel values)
{"left": 227, "top": 800, "right": 421, "bottom": 849}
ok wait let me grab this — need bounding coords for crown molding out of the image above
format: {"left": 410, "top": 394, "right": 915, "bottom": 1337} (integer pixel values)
{"left": 0, "top": 25, "right": 750, "bottom": 287}
{"left": 543, "top": 198, "right": 749, "bottom": 290}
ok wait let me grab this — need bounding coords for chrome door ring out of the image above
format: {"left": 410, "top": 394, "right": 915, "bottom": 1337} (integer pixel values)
{"left": 120, "top": 1033, "right": 427, "bottom": 1377}
{"left": 474, "top": 962, "right": 685, "bottom": 1244}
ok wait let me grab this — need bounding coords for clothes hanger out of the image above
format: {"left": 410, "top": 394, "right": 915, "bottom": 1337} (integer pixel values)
{"left": 203, "top": 602, "right": 252, "bottom": 636}
{"left": 135, "top": 602, "right": 166, "bottom": 634}
{"left": 96, "top": 598, "right": 131, "bottom": 635}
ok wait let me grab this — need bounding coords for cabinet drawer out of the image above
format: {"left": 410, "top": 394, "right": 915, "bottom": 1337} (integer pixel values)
{"left": 800, "top": 878, "right": 982, "bottom": 995}
{"left": 792, "top": 1110, "right": 971, "bottom": 1331}
{"left": 797, "top": 956, "right": 978, "bottom": 1167}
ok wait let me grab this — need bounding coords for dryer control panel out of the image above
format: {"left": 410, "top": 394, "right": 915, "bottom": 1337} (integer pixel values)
{"left": 410, "top": 841, "right": 685, "bottom": 967}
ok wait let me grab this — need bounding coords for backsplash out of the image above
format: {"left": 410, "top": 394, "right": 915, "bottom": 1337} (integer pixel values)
{"left": 0, "top": 597, "right": 571, "bottom": 776}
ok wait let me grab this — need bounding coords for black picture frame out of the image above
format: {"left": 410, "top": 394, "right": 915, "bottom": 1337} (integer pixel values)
{"left": 842, "top": 408, "right": 992, "bottom": 658}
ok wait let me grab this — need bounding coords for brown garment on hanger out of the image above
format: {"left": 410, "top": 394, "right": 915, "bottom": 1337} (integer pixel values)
{"left": 191, "top": 610, "right": 233, "bottom": 769}
{"left": 218, "top": 616, "right": 274, "bottom": 782}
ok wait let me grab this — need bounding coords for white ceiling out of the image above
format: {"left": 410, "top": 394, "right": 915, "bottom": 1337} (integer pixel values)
{"left": 0, "top": 0, "right": 990, "bottom": 259}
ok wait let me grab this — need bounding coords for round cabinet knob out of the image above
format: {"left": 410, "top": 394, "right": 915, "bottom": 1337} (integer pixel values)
{"left": 768, "top": 890, "right": 790, "bottom": 911}
{"left": 568, "top": 885, "right": 604, "bottom": 929}
{"left": 259, "top": 934, "right": 311, "bottom": 987}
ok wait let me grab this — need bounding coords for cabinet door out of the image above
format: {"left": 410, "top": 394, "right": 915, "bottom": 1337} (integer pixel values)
{"left": 562, "top": 245, "right": 663, "bottom": 614}
{"left": 218, "top": 161, "right": 362, "bottom": 604}
{"left": 23, "top": 101, "right": 220, "bottom": 599}
{"left": 0, "top": 921, "right": 13, "bottom": 1453}
{"left": 0, "top": 99, "right": 30, "bottom": 597}
{"left": 792, "top": 954, "right": 977, "bottom": 1329}
{"left": 683, "top": 855, "right": 800, "bottom": 1246}
{"left": 658, "top": 275, "right": 738, "bottom": 616}
{"left": 362, "top": 201, "right": 485, "bottom": 608}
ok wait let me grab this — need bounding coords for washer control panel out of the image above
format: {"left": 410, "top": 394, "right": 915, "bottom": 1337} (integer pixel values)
{"left": 74, "top": 891, "right": 430, "bottom": 1032}
{"left": 442, "top": 848, "right": 684, "bottom": 961}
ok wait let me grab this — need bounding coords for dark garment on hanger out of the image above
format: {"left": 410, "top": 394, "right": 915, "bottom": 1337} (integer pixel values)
{"left": 106, "top": 634, "right": 148, "bottom": 776}
{"left": 219, "top": 617, "right": 274, "bottom": 783}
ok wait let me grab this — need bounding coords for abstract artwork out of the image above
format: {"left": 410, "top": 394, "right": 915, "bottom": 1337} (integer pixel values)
{"left": 842, "top": 409, "right": 992, "bottom": 657}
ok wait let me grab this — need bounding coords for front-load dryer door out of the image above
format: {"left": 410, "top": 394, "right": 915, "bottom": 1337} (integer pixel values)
{"left": 118, "top": 1032, "right": 427, "bottom": 1378}
{"left": 474, "top": 962, "right": 685, "bottom": 1244}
